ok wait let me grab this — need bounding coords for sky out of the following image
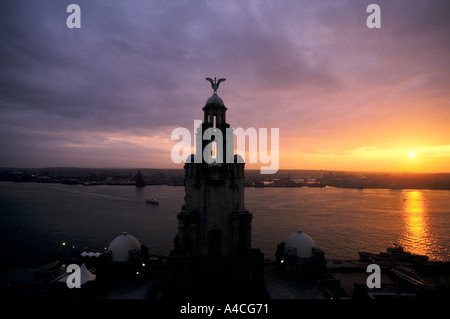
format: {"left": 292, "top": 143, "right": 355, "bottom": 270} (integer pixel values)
{"left": 0, "top": 0, "right": 449, "bottom": 173}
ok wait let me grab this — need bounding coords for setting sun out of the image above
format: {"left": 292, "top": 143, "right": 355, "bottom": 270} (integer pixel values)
{"left": 409, "top": 153, "right": 416, "bottom": 159}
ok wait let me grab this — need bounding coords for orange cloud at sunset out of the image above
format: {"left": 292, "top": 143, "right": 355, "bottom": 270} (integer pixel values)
{"left": 0, "top": 1, "right": 448, "bottom": 173}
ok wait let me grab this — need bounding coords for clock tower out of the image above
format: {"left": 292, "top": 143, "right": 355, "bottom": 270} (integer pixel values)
{"left": 166, "top": 78, "right": 265, "bottom": 297}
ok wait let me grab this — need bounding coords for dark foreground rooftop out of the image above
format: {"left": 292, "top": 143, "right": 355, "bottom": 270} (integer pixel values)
{"left": 1, "top": 256, "right": 450, "bottom": 300}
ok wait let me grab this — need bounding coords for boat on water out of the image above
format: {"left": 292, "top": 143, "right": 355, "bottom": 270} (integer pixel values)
{"left": 145, "top": 199, "right": 159, "bottom": 205}
{"left": 358, "top": 245, "right": 429, "bottom": 263}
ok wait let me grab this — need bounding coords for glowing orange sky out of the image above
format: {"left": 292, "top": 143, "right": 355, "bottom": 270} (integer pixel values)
{"left": 0, "top": 1, "right": 449, "bottom": 173}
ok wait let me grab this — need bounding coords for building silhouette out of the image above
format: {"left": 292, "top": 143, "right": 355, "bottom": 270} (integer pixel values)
{"left": 166, "top": 79, "right": 265, "bottom": 298}
{"left": 135, "top": 170, "right": 146, "bottom": 187}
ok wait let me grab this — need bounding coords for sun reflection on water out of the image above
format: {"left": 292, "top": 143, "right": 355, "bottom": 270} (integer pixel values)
{"left": 400, "top": 190, "right": 436, "bottom": 260}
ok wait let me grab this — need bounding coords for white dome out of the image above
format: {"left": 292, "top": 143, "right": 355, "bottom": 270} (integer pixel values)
{"left": 108, "top": 232, "right": 141, "bottom": 263}
{"left": 285, "top": 231, "right": 315, "bottom": 259}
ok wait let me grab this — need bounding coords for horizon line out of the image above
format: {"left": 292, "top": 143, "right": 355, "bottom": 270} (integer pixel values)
{"left": 1, "top": 166, "right": 449, "bottom": 175}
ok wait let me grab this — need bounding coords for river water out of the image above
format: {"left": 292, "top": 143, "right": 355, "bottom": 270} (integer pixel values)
{"left": 0, "top": 182, "right": 449, "bottom": 272}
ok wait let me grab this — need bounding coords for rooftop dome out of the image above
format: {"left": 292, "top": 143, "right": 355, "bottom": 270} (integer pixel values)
{"left": 285, "top": 231, "right": 315, "bottom": 259}
{"left": 108, "top": 232, "right": 141, "bottom": 263}
{"left": 205, "top": 93, "right": 224, "bottom": 106}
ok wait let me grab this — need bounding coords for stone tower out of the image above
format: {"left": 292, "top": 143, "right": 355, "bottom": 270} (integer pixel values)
{"left": 166, "top": 78, "right": 265, "bottom": 297}
{"left": 174, "top": 92, "right": 252, "bottom": 258}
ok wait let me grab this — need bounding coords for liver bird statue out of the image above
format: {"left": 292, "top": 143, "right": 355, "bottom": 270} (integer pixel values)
{"left": 206, "top": 77, "right": 226, "bottom": 93}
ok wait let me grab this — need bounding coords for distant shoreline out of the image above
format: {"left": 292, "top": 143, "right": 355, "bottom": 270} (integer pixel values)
{"left": 1, "top": 167, "right": 449, "bottom": 191}
{"left": 1, "top": 180, "right": 449, "bottom": 191}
